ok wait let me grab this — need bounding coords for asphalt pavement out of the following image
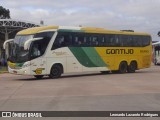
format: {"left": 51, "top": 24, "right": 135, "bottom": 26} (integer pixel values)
{"left": 0, "top": 65, "right": 160, "bottom": 120}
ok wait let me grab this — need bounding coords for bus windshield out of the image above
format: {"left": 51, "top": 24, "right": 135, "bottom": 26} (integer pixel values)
{"left": 8, "top": 35, "right": 33, "bottom": 63}
{"left": 8, "top": 31, "right": 54, "bottom": 63}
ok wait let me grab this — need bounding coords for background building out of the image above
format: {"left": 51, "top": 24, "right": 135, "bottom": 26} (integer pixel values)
{"left": 0, "top": 19, "right": 40, "bottom": 65}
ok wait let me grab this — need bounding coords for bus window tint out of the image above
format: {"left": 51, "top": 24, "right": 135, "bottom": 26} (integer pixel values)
{"left": 99, "top": 35, "right": 106, "bottom": 46}
{"left": 142, "top": 36, "right": 151, "bottom": 46}
{"left": 52, "top": 32, "right": 151, "bottom": 48}
{"left": 119, "top": 35, "right": 132, "bottom": 47}
{"left": 73, "top": 33, "right": 86, "bottom": 46}
{"left": 91, "top": 36, "right": 99, "bottom": 46}
{"left": 105, "top": 34, "right": 116, "bottom": 46}
{"left": 132, "top": 36, "right": 142, "bottom": 47}
{"left": 84, "top": 36, "right": 90, "bottom": 46}
{"left": 52, "top": 32, "right": 72, "bottom": 49}
{"left": 31, "top": 31, "right": 54, "bottom": 58}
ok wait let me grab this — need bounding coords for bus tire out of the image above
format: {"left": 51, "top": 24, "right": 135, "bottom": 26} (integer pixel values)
{"left": 118, "top": 61, "right": 127, "bottom": 73}
{"left": 127, "top": 61, "right": 137, "bottom": 73}
{"left": 49, "top": 64, "right": 62, "bottom": 78}
{"left": 34, "top": 75, "right": 44, "bottom": 79}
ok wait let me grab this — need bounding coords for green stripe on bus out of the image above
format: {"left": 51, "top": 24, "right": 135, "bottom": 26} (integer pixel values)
{"left": 81, "top": 47, "right": 106, "bottom": 67}
{"left": 69, "top": 47, "right": 97, "bottom": 67}
{"left": 69, "top": 47, "right": 107, "bottom": 67}
{"left": 16, "top": 63, "right": 24, "bottom": 67}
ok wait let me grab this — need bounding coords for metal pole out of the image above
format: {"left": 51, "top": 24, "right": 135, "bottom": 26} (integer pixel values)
{"left": 4, "top": 27, "right": 9, "bottom": 41}
{"left": 4, "top": 27, "right": 9, "bottom": 63}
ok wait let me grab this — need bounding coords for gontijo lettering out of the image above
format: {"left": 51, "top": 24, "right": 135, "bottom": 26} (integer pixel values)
{"left": 106, "top": 49, "right": 134, "bottom": 54}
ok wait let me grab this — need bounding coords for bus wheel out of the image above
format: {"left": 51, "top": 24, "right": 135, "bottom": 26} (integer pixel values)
{"left": 49, "top": 64, "right": 62, "bottom": 78}
{"left": 118, "top": 61, "right": 127, "bottom": 73}
{"left": 34, "top": 75, "right": 44, "bottom": 79}
{"left": 127, "top": 61, "right": 137, "bottom": 73}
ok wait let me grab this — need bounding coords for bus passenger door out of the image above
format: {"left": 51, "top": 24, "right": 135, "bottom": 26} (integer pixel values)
{"left": 30, "top": 43, "right": 47, "bottom": 75}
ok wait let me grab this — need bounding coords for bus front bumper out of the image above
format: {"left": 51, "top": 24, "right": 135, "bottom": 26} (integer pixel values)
{"left": 8, "top": 67, "right": 31, "bottom": 75}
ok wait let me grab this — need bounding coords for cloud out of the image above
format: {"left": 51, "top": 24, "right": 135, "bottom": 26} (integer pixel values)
{"left": 1, "top": 0, "right": 160, "bottom": 40}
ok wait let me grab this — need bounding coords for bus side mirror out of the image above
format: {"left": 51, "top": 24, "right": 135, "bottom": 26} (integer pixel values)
{"left": 24, "top": 37, "right": 43, "bottom": 50}
{"left": 3, "top": 39, "right": 14, "bottom": 59}
{"left": 3, "top": 39, "right": 14, "bottom": 49}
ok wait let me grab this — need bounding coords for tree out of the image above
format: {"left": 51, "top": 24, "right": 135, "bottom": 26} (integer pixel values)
{"left": 0, "top": 6, "right": 10, "bottom": 19}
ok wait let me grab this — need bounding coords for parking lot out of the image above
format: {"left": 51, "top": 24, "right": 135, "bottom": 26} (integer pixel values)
{"left": 0, "top": 65, "right": 160, "bottom": 119}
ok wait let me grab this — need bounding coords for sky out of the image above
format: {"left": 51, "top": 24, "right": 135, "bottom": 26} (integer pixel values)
{"left": 1, "top": 0, "right": 160, "bottom": 41}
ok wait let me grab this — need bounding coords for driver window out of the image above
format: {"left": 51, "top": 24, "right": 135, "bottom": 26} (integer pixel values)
{"left": 30, "top": 43, "right": 41, "bottom": 58}
{"left": 30, "top": 31, "right": 54, "bottom": 59}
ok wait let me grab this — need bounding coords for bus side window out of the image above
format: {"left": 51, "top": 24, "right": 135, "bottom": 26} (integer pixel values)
{"left": 91, "top": 36, "right": 99, "bottom": 46}
{"left": 72, "top": 33, "right": 86, "bottom": 47}
{"left": 58, "top": 36, "right": 65, "bottom": 47}
{"left": 83, "top": 36, "right": 88, "bottom": 46}
{"left": 77, "top": 35, "right": 83, "bottom": 46}
{"left": 85, "top": 34, "right": 91, "bottom": 47}
{"left": 106, "top": 34, "right": 116, "bottom": 46}
{"left": 73, "top": 34, "right": 82, "bottom": 47}
{"left": 142, "top": 36, "right": 151, "bottom": 47}
{"left": 30, "top": 42, "right": 41, "bottom": 58}
{"left": 33, "top": 31, "right": 54, "bottom": 56}
{"left": 63, "top": 33, "right": 72, "bottom": 46}
{"left": 133, "top": 36, "right": 142, "bottom": 47}
{"left": 115, "top": 35, "right": 120, "bottom": 46}
{"left": 73, "top": 36, "right": 80, "bottom": 46}
{"left": 52, "top": 35, "right": 63, "bottom": 49}
{"left": 98, "top": 34, "right": 105, "bottom": 47}
{"left": 120, "top": 35, "right": 130, "bottom": 47}
{"left": 128, "top": 36, "right": 134, "bottom": 47}
{"left": 52, "top": 32, "right": 72, "bottom": 49}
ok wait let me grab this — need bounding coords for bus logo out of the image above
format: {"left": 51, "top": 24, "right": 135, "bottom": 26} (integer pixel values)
{"left": 106, "top": 49, "right": 134, "bottom": 54}
{"left": 2, "top": 112, "right": 11, "bottom": 117}
{"left": 33, "top": 68, "right": 45, "bottom": 75}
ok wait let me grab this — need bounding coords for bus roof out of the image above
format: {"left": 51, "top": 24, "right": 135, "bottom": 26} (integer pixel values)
{"left": 82, "top": 27, "right": 150, "bottom": 36}
{"left": 17, "top": 26, "right": 59, "bottom": 35}
{"left": 17, "top": 25, "right": 150, "bottom": 36}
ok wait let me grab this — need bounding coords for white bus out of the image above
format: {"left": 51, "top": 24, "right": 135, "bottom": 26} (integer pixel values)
{"left": 152, "top": 41, "right": 160, "bottom": 65}
{"left": 3, "top": 26, "right": 152, "bottom": 79}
